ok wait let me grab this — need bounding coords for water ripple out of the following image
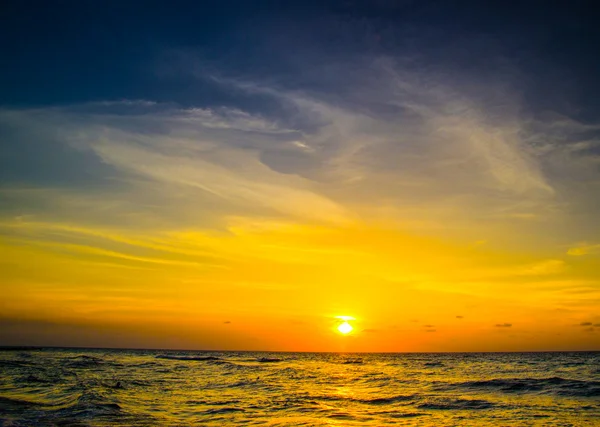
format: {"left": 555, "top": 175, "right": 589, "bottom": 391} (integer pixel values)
{"left": 0, "top": 350, "right": 598, "bottom": 426}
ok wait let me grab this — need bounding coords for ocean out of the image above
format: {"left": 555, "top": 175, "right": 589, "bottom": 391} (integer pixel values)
{"left": 0, "top": 349, "right": 599, "bottom": 426}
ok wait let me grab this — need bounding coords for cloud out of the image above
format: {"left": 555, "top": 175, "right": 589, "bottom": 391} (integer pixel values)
{"left": 4, "top": 53, "right": 600, "bottom": 241}
{"left": 1, "top": 102, "right": 352, "bottom": 228}
{"left": 425, "top": 329, "right": 436, "bottom": 333}
{"left": 90, "top": 138, "right": 348, "bottom": 224}
{"left": 2, "top": 56, "right": 600, "bottom": 352}
{"left": 516, "top": 260, "right": 566, "bottom": 276}
{"left": 495, "top": 323, "right": 512, "bottom": 328}
{"left": 568, "top": 243, "right": 600, "bottom": 256}
{"left": 580, "top": 322, "right": 593, "bottom": 326}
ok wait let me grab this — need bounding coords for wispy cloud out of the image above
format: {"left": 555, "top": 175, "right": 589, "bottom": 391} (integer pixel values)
{"left": 2, "top": 56, "right": 600, "bottom": 351}
{"left": 567, "top": 243, "right": 600, "bottom": 256}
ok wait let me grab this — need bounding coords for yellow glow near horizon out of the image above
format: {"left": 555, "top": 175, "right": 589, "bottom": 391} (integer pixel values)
{"left": 1, "top": 217, "right": 600, "bottom": 352}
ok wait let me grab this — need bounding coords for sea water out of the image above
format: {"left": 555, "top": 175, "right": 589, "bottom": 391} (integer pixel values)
{"left": 1, "top": 349, "right": 599, "bottom": 426}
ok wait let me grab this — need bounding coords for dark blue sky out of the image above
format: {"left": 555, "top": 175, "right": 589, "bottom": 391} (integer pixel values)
{"left": 2, "top": 0, "right": 599, "bottom": 115}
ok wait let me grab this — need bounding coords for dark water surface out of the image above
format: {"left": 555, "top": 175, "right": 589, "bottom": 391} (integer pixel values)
{"left": 1, "top": 349, "right": 599, "bottom": 426}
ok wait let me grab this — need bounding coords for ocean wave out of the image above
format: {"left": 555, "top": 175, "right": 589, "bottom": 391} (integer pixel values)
{"left": 418, "top": 398, "right": 495, "bottom": 410}
{"left": 64, "top": 355, "right": 105, "bottom": 368}
{"left": 2, "top": 350, "right": 599, "bottom": 426}
{"left": 374, "top": 411, "right": 428, "bottom": 418}
{"left": 457, "top": 376, "right": 600, "bottom": 397}
{"left": 0, "top": 396, "right": 40, "bottom": 409}
{"left": 130, "top": 361, "right": 158, "bottom": 367}
{"left": 357, "top": 373, "right": 396, "bottom": 386}
{"left": 125, "top": 379, "right": 152, "bottom": 387}
{"left": 17, "top": 374, "right": 54, "bottom": 384}
{"left": 423, "top": 361, "right": 445, "bottom": 367}
{"left": 186, "top": 399, "right": 240, "bottom": 405}
{"left": 340, "top": 358, "right": 364, "bottom": 364}
{"left": 314, "top": 393, "right": 415, "bottom": 405}
{"left": 64, "top": 390, "right": 122, "bottom": 415}
{"left": 356, "top": 394, "right": 416, "bottom": 405}
{"left": 222, "top": 363, "right": 264, "bottom": 373}
{"left": 327, "top": 412, "right": 356, "bottom": 420}
{"left": 256, "top": 357, "right": 282, "bottom": 363}
{"left": 202, "top": 407, "right": 245, "bottom": 415}
{"left": 206, "top": 380, "right": 259, "bottom": 389}
{"left": 0, "top": 359, "right": 32, "bottom": 368}
{"left": 0, "top": 391, "right": 98, "bottom": 414}
{"left": 156, "top": 355, "right": 221, "bottom": 361}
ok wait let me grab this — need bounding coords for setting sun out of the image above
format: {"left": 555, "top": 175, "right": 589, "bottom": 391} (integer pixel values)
{"left": 337, "top": 322, "right": 353, "bottom": 335}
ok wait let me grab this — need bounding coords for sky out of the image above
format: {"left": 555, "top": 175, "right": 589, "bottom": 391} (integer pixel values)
{"left": 1, "top": 0, "right": 600, "bottom": 352}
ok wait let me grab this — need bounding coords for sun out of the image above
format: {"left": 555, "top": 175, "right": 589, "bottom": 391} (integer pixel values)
{"left": 337, "top": 321, "right": 353, "bottom": 334}
{"left": 334, "top": 315, "right": 355, "bottom": 335}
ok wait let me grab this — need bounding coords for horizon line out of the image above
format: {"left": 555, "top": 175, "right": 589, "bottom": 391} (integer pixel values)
{"left": 1, "top": 345, "right": 598, "bottom": 354}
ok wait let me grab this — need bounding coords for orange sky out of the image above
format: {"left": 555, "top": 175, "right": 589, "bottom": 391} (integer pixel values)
{"left": 2, "top": 68, "right": 600, "bottom": 352}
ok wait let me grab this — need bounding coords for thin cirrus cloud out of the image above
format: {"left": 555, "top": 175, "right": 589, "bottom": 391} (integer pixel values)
{"left": 3, "top": 65, "right": 598, "bottom": 233}
{"left": 1, "top": 63, "right": 599, "bottom": 252}
{"left": 1, "top": 65, "right": 600, "bottom": 277}
{"left": 568, "top": 243, "right": 600, "bottom": 256}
